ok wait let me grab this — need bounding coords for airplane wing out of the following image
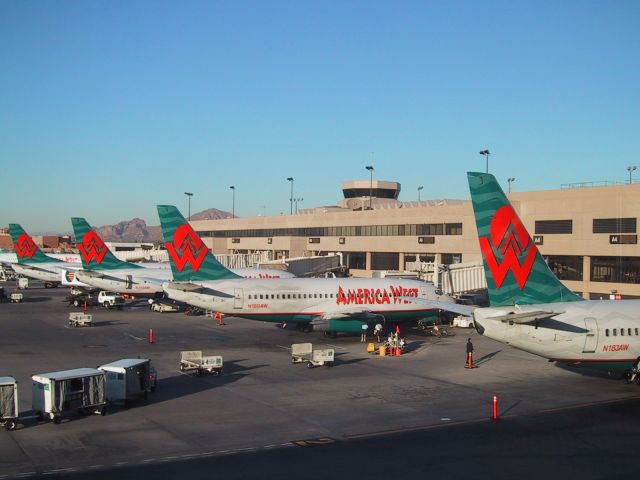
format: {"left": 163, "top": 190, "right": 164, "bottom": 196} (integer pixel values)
{"left": 164, "top": 281, "right": 234, "bottom": 298}
{"left": 400, "top": 297, "right": 476, "bottom": 317}
{"left": 304, "top": 306, "right": 383, "bottom": 323}
{"left": 79, "top": 270, "right": 135, "bottom": 284}
{"left": 12, "top": 264, "right": 57, "bottom": 274}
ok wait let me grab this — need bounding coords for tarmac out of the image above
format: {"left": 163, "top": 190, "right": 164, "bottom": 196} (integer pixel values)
{"left": 1, "top": 281, "right": 639, "bottom": 479}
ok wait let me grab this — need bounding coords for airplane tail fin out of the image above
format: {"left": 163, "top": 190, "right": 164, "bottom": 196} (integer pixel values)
{"left": 71, "top": 218, "right": 141, "bottom": 270}
{"left": 467, "top": 172, "right": 583, "bottom": 306}
{"left": 156, "top": 205, "right": 241, "bottom": 282}
{"left": 8, "top": 224, "right": 59, "bottom": 264}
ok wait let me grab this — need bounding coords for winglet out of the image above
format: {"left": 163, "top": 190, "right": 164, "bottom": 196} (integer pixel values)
{"left": 467, "top": 172, "right": 583, "bottom": 306}
{"left": 8, "top": 224, "right": 59, "bottom": 264}
{"left": 156, "top": 205, "right": 241, "bottom": 281}
{"left": 71, "top": 218, "right": 141, "bottom": 270}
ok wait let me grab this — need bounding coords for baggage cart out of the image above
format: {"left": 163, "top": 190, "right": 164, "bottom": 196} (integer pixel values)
{"left": 0, "top": 377, "right": 18, "bottom": 431}
{"left": 179, "top": 351, "right": 223, "bottom": 376}
{"left": 99, "top": 359, "right": 156, "bottom": 406}
{"left": 291, "top": 343, "right": 335, "bottom": 368}
{"left": 10, "top": 292, "right": 23, "bottom": 303}
{"left": 32, "top": 368, "right": 107, "bottom": 424}
{"left": 68, "top": 312, "right": 93, "bottom": 327}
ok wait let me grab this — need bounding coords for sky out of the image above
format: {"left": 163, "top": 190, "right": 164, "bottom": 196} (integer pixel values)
{"left": 1, "top": 0, "right": 639, "bottom": 233}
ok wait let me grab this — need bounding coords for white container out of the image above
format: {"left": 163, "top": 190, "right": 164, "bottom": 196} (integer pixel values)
{"left": 32, "top": 368, "right": 106, "bottom": 423}
{"left": 0, "top": 376, "right": 18, "bottom": 430}
{"left": 99, "top": 359, "right": 154, "bottom": 404}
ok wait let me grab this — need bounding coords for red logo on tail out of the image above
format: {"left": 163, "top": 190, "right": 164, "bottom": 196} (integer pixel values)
{"left": 78, "top": 231, "right": 107, "bottom": 265}
{"left": 479, "top": 205, "right": 537, "bottom": 290}
{"left": 165, "top": 224, "right": 208, "bottom": 272}
{"left": 14, "top": 233, "right": 37, "bottom": 259}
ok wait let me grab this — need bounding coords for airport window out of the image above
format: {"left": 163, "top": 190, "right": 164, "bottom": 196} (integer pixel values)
{"left": 371, "top": 252, "right": 400, "bottom": 271}
{"left": 593, "top": 218, "right": 637, "bottom": 234}
{"left": 591, "top": 256, "right": 640, "bottom": 283}
{"left": 441, "top": 253, "right": 462, "bottom": 265}
{"left": 345, "top": 252, "right": 367, "bottom": 270}
{"left": 445, "top": 223, "right": 463, "bottom": 235}
{"left": 535, "top": 220, "right": 572, "bottom": 234}
{"left": 544, "top": 256, "right": 583, "bottom": 281}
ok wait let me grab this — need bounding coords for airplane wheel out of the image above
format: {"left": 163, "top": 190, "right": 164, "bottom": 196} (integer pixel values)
{"left": 5, "top": 420, "right": 17, "bottom": 431}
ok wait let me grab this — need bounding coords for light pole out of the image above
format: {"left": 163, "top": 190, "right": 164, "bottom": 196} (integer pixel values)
{"left": 627, "top": 166, "right": 637, "bottom": 184}
{"left": 479, "top": 150, "right": 490, "bottom": 173}
{"left": 293, "top": 197, "right": 303, "bottom": 214}
{"left": 229, "top": 186, "right": 235, "bottom": 218}
{"left": 507, "top": 177, "right": 515, "bottom": 193}
{"left": 365, "top": 165, "right": 374, "bottom": 210}
{"left": 184, "top": 192, "right": 193, "bottom": 221}
{"left": 286, "top": 177, "right": 294, "bottom": 215}
{"left": 418, "top": 185, "right": 424, "bottom": 201}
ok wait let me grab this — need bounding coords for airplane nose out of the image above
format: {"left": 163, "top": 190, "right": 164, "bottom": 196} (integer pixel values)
{"left": 474, "top": 318, "right": 485, "bottom": 335}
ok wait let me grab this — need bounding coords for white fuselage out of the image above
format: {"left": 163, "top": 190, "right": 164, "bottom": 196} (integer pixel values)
{"left": 474, "top": 300, "right": 640, "bottom": 371}
{"left": 11, "top": 261, "right": 83, "bottom": 283}
{"left": 164, "top": 277, "right": 453, "bottom": 323}
{"left": 75, "top": 266, "right": 295, "bottom": 296}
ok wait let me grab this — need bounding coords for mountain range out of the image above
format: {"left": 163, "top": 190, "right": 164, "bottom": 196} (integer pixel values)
{"left": 92, "top": 208, "right": 234, "bottom": 242}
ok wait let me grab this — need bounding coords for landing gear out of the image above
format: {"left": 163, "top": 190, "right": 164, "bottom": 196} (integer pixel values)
{"left": 625, "top": 356, "right": 640, "bottom": 384}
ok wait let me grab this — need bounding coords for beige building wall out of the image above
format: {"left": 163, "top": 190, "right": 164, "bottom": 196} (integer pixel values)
{"left": 192, "top": 183, "right": 640, "bottom": 298}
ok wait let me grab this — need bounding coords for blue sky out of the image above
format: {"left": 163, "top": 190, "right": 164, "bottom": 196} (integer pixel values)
{"left": 1, "top": 1, "right": 639, "bottom": 232}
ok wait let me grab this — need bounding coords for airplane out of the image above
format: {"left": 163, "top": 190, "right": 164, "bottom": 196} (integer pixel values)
{"left": 71, "top": 217, "right": 295, "bottom": 298}
{"left": 7, "top": 224, "right": 88, "bottom": 287}
{"left": 406, "top": 172, "right": 640, "bottom": 379}
{"left": 157, "top": 204, "right": 456, "bottom": 334}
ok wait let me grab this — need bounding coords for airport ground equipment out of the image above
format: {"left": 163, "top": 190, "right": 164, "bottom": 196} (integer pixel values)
{"left": 180, "top": 351, "right": 223, "bottom": 376}
{"left": 68, "top": 312, "right": 93, "bottom": 327}
{"left": 18, "top": 278, "right": 28, "bottom": 289}
{"left": 291, "top": 343, "right": 335, "bottom": 368}
{"left": 99, "top": 359, "right": 156, "bottom": 406}
{"left": 10, "top": 292, "right": 23, "bottom": 303}
{"left": 0, "top": 377, "right": 18, "bottom": 431}
{"left": 150, "top": 301, "right": 182, "bottom": 313}
{"left": 32, "top": 368, "right": 107, "bottom": 424}
{"left": 97, "top": 291, "right": 124, "bottom": 310}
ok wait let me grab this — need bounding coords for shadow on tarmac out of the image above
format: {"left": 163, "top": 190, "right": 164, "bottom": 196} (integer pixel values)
{"left": 19, "top": 296, "right": 53, "bottom": 303}
{"left": 475, "top": 349, "right": 502, "bottom": 365}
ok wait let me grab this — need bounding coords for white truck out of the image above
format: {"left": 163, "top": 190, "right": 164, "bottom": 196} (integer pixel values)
{"left": 97, "top": 291, "right": 124, "bottom": 310}
{"left": 32, "top": 368, "right": 107, "bottom": 424}
{"left": 291, "top": 343, "right": 335, "bottom": 368}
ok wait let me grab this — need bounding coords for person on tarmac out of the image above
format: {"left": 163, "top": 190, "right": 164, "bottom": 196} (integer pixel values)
{"left": 361, "top": 323, "right": 368, "bottom": 342}
{"left": 466, "top": 338, "right": 474, "bottom": 362}
{"left": 374, "top": 323, "right": 383, "bottom": 342}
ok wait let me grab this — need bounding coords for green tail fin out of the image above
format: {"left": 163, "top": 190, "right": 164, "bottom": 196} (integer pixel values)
{"left": 71, "top": 218, "right": 142, "bottom": 270}
{"left": 8, "top": 224, "right": 59, "bottom": 264}
{"left": 156, "top": 205, "right": 240, "bottom": 281}
{"left": 467, "top": 172, "right": 583, "bottom": 306}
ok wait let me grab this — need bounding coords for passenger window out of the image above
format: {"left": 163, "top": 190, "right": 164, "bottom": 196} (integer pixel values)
{"left": 287, "top": 294, "right": 291, "bottom": 299}
{"left": 248, "top": 295, "right": 252, "bottom": 300}
{"left": 621, "top": 329, "right": 625, "bottom": 336}
{"left": 325, "top": 294, "right": 328, "bottom": 298}
{"left": 636, "top": 328, "right": 639, "bottom": 336}
{"left": 613, "top": 329, "right": 617, "bottom": 336}
{"left": 605, "top": 329, "right": 609, "bottom": 337}
{"left": 314, "top": 294, "right": 318, "bottom": 299}
{"left": 629, "top": 329, "right": 632, "bottom": 336}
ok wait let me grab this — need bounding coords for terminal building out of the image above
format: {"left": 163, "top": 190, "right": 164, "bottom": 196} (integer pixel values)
{"left": 189, "top": 178, "right": 640, "bottom": 299}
